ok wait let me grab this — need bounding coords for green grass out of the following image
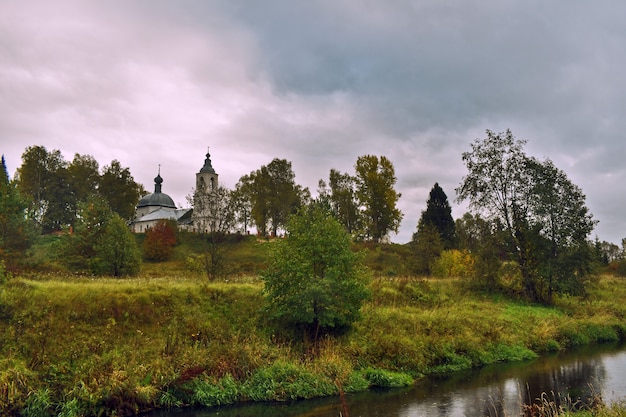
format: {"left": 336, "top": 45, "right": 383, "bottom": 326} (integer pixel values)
{"left": 2, "top": 273, "right": 626, "bottom": 415}
{"left": 2, "top": 236, "right": 626, "bottom": 415}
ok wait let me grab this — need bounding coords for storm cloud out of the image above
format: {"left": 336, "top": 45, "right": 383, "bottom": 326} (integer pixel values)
{"left": 1, "top": 0, "right": 625, "bottom": 243}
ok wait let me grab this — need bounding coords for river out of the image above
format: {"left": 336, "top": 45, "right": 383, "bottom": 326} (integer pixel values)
{"left": 148, "top": 343, "right": 626, "bottom": 417}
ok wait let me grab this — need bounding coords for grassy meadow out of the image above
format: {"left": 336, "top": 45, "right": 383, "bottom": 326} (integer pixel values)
{"left": 1, "top": 235, "right": 626, "bottom": 416}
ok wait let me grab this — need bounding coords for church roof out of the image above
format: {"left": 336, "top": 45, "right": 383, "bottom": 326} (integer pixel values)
{"left": 199, "top": 148, "right": 216, "bottom": 174}
{"left": 137, "top": 192, "right": 176, "bottom": 209}
{"left": 137, "top": 169, "right": 176, "bottom": 209}
{"left": 135, "top": 207, "right": 191, "bottom": 223}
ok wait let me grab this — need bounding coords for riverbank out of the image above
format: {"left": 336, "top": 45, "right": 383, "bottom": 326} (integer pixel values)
{"left": 1, "top": 274, "right": 625, "bottom": 416}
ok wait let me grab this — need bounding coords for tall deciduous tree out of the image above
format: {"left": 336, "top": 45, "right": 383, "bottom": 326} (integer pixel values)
{"left": 455, "top": 212, "right": 505, "bottom": 289}
{"left": 15, "top": 146, "right": 72, "bottom": 232}
{"left": 95, "top": 213, "right": 141, "bottom": 276}
{"left": 188, "top": 185, "right": 237, "bottom": 279}
{"left": 319, "top": 169, "right": 361, "bottom": 236}
{"left": 526, "top": 158, "right": 597, "bottom": 298}
{"left": 237, "top": 170, "right": 270, "bottom": 236}
{"left": 354, "top": 155, "right": 403, "bottom": 242}
{"left": 67, "top": 153, "right": 100, "bottom": 220}
{"left": 262, "top": 205, "right": 370, "bottom": 344}
{"left": 238, "top": 159, "right": 309, "bottom": 236}
{"left": 231, "top": 181, "right": 253, "bottom": 234}
{"left": 60, "top": 196, "right": 113, "bottom": 272}
{"left": 61, "top": 197, "right": 141, "bottom": 276}
{"left": 99, "top": 160, "right": 144, "bottom": 221}
{"left": 456, "top": 130, "right": 596, "bottom": 303}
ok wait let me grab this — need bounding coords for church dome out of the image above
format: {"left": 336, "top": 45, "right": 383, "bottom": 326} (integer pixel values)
{"left": 137, "top": 192, "right": 176, "bottom": 209}
{"left": 137, "top": 170, "right": 176, "bottom": 209}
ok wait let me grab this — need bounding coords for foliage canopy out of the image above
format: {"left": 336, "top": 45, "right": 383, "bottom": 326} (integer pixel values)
{"left": 237, "top": 159, "right": 309, "bottom": 236}
{"left": 354, "top": 155, "right": 403, "bottom": 242}
{"left": 0, "top": 155, "right": 36, "bottom": 269}
{"left": 60, "top": 197, "right": 141, "bottom": 276}
{"left": 415, "top": 182, "right": 456, "bottom": 249}
{"left": 14, "top": 146, "right": 143, "bottom": 233}
{"left": 143, "top": 219, "right": 178, "bottom": 262}
{"left": 262, "top": 205, "right": 370, "bottom": 343}
{"left": 456, "top": 130, "right": 596, "bottom": 303}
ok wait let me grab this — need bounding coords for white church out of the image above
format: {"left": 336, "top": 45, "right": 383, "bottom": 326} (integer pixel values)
{"left": 130, "top": 149, "right": 218, "bottom": 233}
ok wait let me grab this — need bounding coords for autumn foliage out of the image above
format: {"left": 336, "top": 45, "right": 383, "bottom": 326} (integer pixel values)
{"left": 143, "top": 219, "right": 178, "bottom": 261}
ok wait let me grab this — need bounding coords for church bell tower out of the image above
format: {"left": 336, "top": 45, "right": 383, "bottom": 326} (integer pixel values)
{"left": 192, "top": 148, "right": 219, "bottom": 233}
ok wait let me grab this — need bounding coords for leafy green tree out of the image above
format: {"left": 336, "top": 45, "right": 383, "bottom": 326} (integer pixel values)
{"left": 188, "top": 185, "right": 237, "bottom": 279}
{"left": 67, "top": 153, "right": 100, "bottom": 220}
{"left": 60, "top": 195, "right": 140, "bottom": 276}
{"left": 143, "top": 219, "right": 178, "bottom": 261}
{"left": 598, "top": 240, "right": 622, "bottom": 264}
{"left": 266, "top": 158, "right": 310, "bottom": 236}
{"left": 354, "top": 155, "right": 403, "bottom": 242}
{"left": 0, "top": 155, "right": 36, "bottom": 269}
{"left": 417, "top": 183, "right": 456, "bottom": 249}
{"left": 409, "top": 223, "right": 443, "bottom": 275}
{"left": 99, "top": 160, "right": 144, "bottom": 221}
{"left": 94, "top": 213, "right": 141, "bottom": 276}
{"left": 237, "top": 170, "right": 270, "bottom": 236}
{"left": 60, "top": 196, "right": 114, "bottom": 272}
{"left": 262, "top": 205, "right": 370, "bottom": 344}
{"left": 231, "top": 181, "right": 253, "bottom": 234}
{"left": 15, "top": 146, "right": 72, "bottom": 233}
{"left": 431, "top": 249, "right": 475, "bottom": 278}
{"left": 318, "top": 169, "right": 361, "bottom": 236}
{"left": 238, "top": 159, "right": 309, "bottom": 236}
{"left": 455, "top": 213, "right": 504, "bottom": 289}
{"left": 525, "top": 158, "right": 597, "bottom": 299}
{"left": 456, "top": 212, "right": 492, "bottom": 254}
{"left": 456, "top": 130, "right": 596, "bottom": 303}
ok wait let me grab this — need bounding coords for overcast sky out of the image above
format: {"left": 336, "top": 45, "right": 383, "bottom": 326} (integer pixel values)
{"left": 1, "top": 1, "right": 625, "bottom": 244}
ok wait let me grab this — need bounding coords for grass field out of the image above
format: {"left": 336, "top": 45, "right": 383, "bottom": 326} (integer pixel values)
{"left": 2, "top": 235, "right": 626, "bottom": 416}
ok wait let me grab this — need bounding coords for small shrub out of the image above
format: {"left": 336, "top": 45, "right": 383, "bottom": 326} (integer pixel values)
{"left": 343, "top": 371, "right": 369, "bottom": 392}
{"left": 361, "top": 368, "right": 413, "bottom": 388}
{"left": 0, "top": 260, "right": 8, "bottom": 284}
{"left": 481, "top": 344, "right": 538, "bottom": 364}
{"left": 187, "top": 374, "right": 239, "bottom": 407}
{"left": 431, "top": 250, "right": 475, "bottom": 278}
{"left": 143, "top": 220, "right": 178, "bottom": 262}
{"left": 242, "top": 362, "right": 336, "bottom": 401}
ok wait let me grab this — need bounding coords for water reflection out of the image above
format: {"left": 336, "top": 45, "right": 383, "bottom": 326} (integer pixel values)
{"left": 149, "top": 343, "right": 626, "bottom": 417}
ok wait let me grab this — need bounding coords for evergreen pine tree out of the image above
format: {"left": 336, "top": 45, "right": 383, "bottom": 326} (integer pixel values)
{"left": 0, "top": 155, "right": 36, "bottom": 269}
{"left": 415, "top": 183, "right": 456, "bottom": 249}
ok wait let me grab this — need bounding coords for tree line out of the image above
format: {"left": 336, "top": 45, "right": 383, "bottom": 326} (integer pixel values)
{"left": 2, "top": 131, "right": 625, "bottom": 304}
{"left": 192, "top": 154, "right": 403, "bottom": 243}
{"left": 10, "top": 146, "right": 144, "bottom": 233}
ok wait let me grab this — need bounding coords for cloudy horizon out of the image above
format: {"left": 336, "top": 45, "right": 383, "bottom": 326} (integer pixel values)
{"left": 1, "top": 1, "right": 625, "bottom": 244}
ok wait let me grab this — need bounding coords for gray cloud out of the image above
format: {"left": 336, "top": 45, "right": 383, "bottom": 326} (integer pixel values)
{"left": 1, "top": 0, "right": 625, "bottom": 244}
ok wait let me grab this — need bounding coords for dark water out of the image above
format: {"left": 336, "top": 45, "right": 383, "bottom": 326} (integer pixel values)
{"left": 149, "top": 343, "right": 626, "bottom": 417}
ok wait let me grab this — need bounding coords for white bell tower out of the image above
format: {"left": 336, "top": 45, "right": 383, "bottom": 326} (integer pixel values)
{"left": 193, "top": 147, "right": 219, "bottom": 232}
